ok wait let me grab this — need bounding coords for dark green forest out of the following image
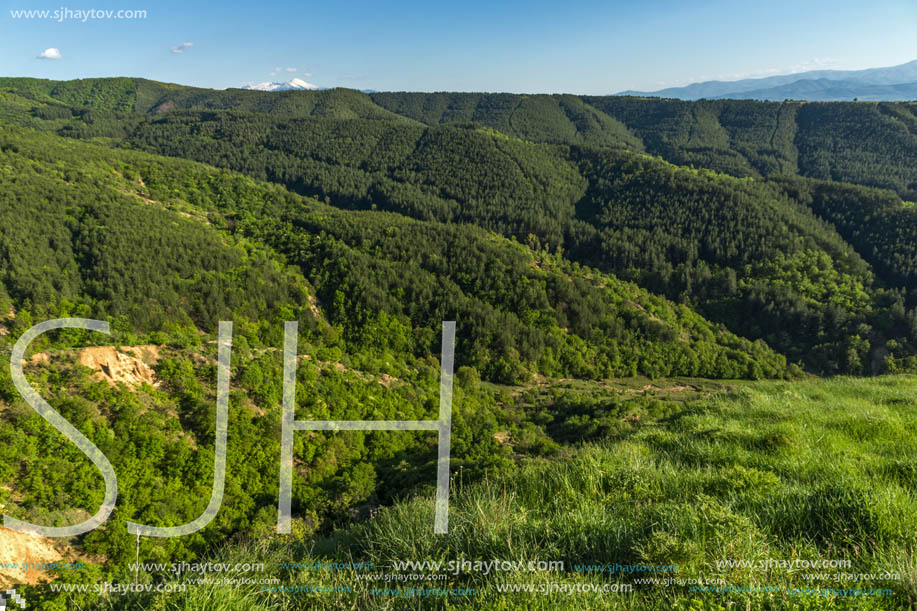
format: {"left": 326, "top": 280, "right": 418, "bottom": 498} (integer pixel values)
{"left": 6, "top": 81, "right": 910, "bottom": 374}
{"left": 3, "top": 77, "right": 916, "bottom": 198}
{"left": 2, "top": 78, "right": 917, "bottom": 374}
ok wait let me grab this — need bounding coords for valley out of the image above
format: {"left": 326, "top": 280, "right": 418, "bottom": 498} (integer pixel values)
{"left": 0, "top": 78, "right": 915, "bottom": 609}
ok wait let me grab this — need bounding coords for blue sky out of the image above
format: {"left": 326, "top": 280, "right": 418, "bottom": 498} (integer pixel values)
{"left": 1, "top": 0, "right": 915, "bottom": 93}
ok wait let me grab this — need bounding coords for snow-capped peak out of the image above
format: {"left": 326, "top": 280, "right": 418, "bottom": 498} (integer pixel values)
{"left": 241, "top": 78, "right": 319, "bottom": 92}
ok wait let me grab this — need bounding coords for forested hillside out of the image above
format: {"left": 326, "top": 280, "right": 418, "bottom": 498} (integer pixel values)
{"left": 96, "top": 110, "right": 917, "bottom": 374}
{"left": 3, "top": 77, "right": 916, "bottom": 197}
{"left": 2, "top": 126, "right": 782, "bottom": 380}
{"left": 377, "top": 93, "right": 917, "bottom": 198}
{"left": 2, "top": 76, "right": 914, "bottom": 374}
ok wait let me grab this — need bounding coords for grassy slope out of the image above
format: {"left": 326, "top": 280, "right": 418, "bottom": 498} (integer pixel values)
{"left": 101, "top": 376, "right": 917, "bottom": 610}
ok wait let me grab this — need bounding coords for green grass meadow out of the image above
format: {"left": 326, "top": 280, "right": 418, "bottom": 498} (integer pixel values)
{"left": 104, "top": 376, "right": 917, "bottom": 610}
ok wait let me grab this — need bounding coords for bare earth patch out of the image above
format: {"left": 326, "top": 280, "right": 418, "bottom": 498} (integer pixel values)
{"left": 78, "top": 346, "right": 161, "bottom": 388}
{"left": 0, "top": 526, "right": 63, "bottom": 587}
{"left": 23, "top": 346, "right": 162, "bottom": 389}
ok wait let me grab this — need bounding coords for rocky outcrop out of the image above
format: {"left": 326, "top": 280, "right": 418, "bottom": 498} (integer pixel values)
{"left": 22, "top": 345, "right": 162, "bottom": 389}
{"left": 78, "top": 346, "right": 160, "bottom": 388}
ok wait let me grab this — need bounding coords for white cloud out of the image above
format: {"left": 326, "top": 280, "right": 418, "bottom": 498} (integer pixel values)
{"left": 171, "top": 42, "right": 193, "bottom": 54}
{"left": 269, "top": 67, "right": 309, "bottom": 78}
{"left": 37, "top": 48, "right": 63, "bottom": 60}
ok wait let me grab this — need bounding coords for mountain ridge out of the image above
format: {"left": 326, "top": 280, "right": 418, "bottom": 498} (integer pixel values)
{"left": 240, "top": 77, "right": 320, "bottom": 91}
{"left": 617, "top": 59, "right": 917, "bottom": 100}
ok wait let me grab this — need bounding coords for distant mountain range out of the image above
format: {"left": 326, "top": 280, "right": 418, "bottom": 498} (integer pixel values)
{"left": 240, "top": 78, "right": 319, "bottom": 92}
{"left": 238, "top": 79, "right": 378, "bottom": 94}
{"left": 617, "top": 59, "right": 917, "bottom": 101}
